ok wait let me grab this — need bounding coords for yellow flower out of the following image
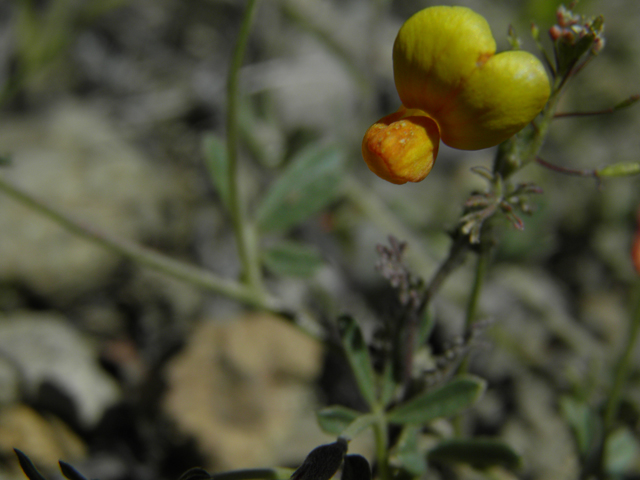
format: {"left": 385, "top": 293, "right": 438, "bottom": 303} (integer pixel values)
{"left": 363, "top": 6, "right": 551, "bottom": 184}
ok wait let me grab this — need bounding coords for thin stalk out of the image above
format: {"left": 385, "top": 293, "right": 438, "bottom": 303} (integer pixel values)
{"left": 603, "top": 279, "right": 640, "bottom": 430}
{"left": 464, "top": 249, "right": 490, "bottom": 332}
{"left": 372, "top": 409, "right": 390, "bottom": 480}
{"left": 517, "top": 76, "right": 564, "bottom": 173}
{"left": 0, "top": 175, "right": 280, "bottom": 311}
{"left": 226, "top": 0, "right": 263, "bottom": 292}
{"left": 418, "top": 235, "right": 470, "bottom": 313}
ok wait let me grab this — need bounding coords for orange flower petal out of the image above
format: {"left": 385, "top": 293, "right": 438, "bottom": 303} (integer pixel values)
{"left": 362, "top": 109, "right": 440, "bottom": 185}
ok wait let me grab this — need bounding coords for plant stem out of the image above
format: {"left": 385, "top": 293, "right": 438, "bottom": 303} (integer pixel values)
{"left": 226, "top": 0, "right": 263, "bottom": 293}
{"left": 0, "top": 175, "right": 280, "bottom": 310}
{"left": 372, "top": 408, "right": 390, "bottom": 480}
{"left": 418, "top": 235, "right": 470, "bottom": 313}
{"left": 603, "top": 279, "right": 640, "bottom": 431}
{"left": 464, "top": 249, "right": 489, "bottom": 332}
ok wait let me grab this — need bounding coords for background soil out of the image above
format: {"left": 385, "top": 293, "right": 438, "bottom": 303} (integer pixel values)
{"left": 0, "top": 0, "right": 639, "bottom": 479}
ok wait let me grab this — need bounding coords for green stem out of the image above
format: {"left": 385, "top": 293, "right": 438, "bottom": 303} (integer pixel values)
{"left": 603, "top": 279, "right": 640, "bottom": 431}
{"left": 464, "top": 249, "right": 490, "bottom": 332}
{"left": 226, "top": 0, "right": 263, "bottom": 292}
{"left": 372, "top": 409, "right": 390, "bottom": 480}
{"left": 519, "top": 77, "right": 564, "bottom": 173}
{"left": 0, "top": 175, "right": 280, "bottom": 310}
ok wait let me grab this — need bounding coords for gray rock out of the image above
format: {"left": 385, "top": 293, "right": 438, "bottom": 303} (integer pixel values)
{"left": 0, "top": 100, "right": 193, "bottom": 301}
{"left": 0, "top": 312, "right": 121, "bottom": 427}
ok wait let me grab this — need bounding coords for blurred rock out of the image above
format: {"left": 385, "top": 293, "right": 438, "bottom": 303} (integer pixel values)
{"left": 0, "top": 312, "right": 121, "bottom": 428}
{"left": 0, "top": 100, "right": 193, "bottom": 302}
{"left": 163, "top": 312, "right": 323, "bottom": 470}
{"left": 0, "top": 404, "right": 86, "bottom": 473}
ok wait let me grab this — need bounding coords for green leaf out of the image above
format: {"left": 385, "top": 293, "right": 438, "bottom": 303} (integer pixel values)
{"left": 202, "top": 133, "right": 230, "bottom": 209}
{"left": 0, "top": 153, "right": 11, "bottom": 166}
{"left": 337, "top": 315, "right": 377, "bottom": 407}
{"left": 427, "top": 438, "right": 523, "bottom": 471}
{"left": 316, "top": 406, "right": 361, "bottom": 435}
{"left": 378, "top": 360, "right": 398, "bottom": 408}
{"left": 256, "top": 145, "right": 344, "bottom": 233}
{"left": 339, "top": 413, "right": 377, "bottom": 441}
{"left": 263, "top": 241, "right": 324, "bottom": 278}
{"left": 597, "top": 162, "right": 640, "bottom": 178}
{"left": 559, "top": 396, "right": 601, "bottom": 459}
{"left": 386, "top": 375, "right": 486, "bottom": 424}
{"left": 14, "top": 449, "right": 48, "bottom": 480}
{"left": 604, "top": 427, "right": 640, "bottom": 475}
{"left": 390, "top": 425, "right": 427, "bottom": 476}
{"left": 59, "top": 461, "right": 89, "bottom": 480}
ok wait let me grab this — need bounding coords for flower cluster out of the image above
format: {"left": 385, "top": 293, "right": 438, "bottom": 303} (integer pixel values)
{"left": 362, "top": 6, "right": 550, "bottom": 184}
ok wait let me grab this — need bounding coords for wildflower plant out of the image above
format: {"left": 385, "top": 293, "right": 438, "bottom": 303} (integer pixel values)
{"left": 3, "top": 1, "right": 640, "bottom": 480}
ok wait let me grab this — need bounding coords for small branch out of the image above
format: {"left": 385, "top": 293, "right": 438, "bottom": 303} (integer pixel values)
{"left": 418, "top": 236, "right": 470, "bottom": 313}
{"left": 0, "top": 175, "right": 280, "bottom": 311}
{"left": 226, "top": 0, "right": 264, "bottom": 292}
{"left": 535, "top": 156, "right": 599, "bottom": 180}
{"left": 555, "top": 94, "right": 640, "bottom": 118}
{"left": 464, "top": 249, "right": 489, "bottom": 332}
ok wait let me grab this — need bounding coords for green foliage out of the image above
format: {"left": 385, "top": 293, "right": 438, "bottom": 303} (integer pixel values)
{"left": 336, "top": 315, "right": 377, "bottom": 408}
{"left": 560, "top": 396, "right": 602, "bottom": 461}
{"left": 262, "top": 241, "right": 324, "bottom": 278}
{"left": 389, "top": 426, "right": 427, "bottom": 476}
{"left": 427, "top": 438, "right": 523, "bottom": 471}
{"left": 316, "top": 406, "right": 361, "bottom": 435}
{"left": 386, "top": 376, "right": 487, "bottom": 425}
{"left": 256, "top": 145, "right": 344, "bottom": 233}
{"left": 203, "top": 134, "right": 231, "bottom": 210}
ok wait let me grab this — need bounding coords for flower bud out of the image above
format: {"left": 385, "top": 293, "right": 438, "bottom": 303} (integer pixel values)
{"left": 362, "top": 108, "right": 440, "bottom": 184}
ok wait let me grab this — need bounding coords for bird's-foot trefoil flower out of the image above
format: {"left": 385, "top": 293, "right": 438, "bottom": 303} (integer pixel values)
{"left": 363, "top": 6, "right": 551, "bottom": 184}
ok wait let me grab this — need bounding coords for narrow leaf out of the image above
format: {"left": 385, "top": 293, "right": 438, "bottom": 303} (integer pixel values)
{"left": 559, "top": 396, "right": 601, "bottom": 459}
{"left": 59, "top": 461, "right": 89, "bottom": 480}
{"left": 597, "top": 162, "right": 640, "bottom": 178}
{"left": 337, "top": 315, "right": 377, "bottom": 407}
{"left": 386, "top": 375, "right": 486, "bottom": 424}
{"left": 390, "top": 425, "right": 427, "bottom": 476}
{"left": 14, "top": 449, "right": 48, "bottom": 480}
{"left": 614, "top": 94, "right": 640, "bottom": 111}
{"left": 427, "top": 438, "right": 523, "bottom": 471}
{"left": 256, "top": 145, "right": 344, "bottom": 233}
{"left": 339, "top": 413, "right": 377, "bottom": 441}
{"left": 316, "top": 406, "right": 361, "bottom": 435}
{"left": 202, "top": 134, "right": 230, "bottom": 209}
{"left": 604, "top": 427, "right": 640, "bottom": 475}
{"left": 263, "top": 241, "right": 324, "bottom": 278}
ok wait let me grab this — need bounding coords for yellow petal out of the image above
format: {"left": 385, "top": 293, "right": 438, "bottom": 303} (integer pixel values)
{"left": 393, "top": 6, "right": 550, "bottom": 151}
{"left": 362, "top": 109, "right": 440, "bottom": 185}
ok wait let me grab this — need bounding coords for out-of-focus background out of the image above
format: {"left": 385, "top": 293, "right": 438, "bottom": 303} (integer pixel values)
{"left": 0, "top": 0, "right": 639, "bottom": 479}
